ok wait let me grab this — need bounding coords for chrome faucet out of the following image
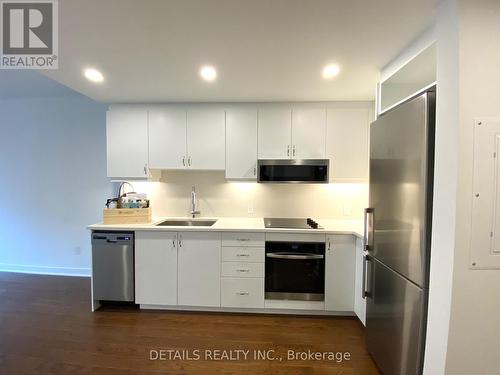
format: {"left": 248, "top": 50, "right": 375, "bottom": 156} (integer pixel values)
{"left": 190, "top": 186, "right": 200, "bottom": 218}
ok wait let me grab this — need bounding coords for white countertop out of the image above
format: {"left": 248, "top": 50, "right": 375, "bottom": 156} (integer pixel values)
{"left": 87, "top": 217, "right": 364, "bottom": 238}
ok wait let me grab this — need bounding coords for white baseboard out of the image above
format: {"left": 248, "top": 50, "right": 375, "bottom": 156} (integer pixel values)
{"left": 0, "top": 263, "right": 91, "bottom": 277}
{"left": 140, "top": 304, "right": 355, "bottom": 316}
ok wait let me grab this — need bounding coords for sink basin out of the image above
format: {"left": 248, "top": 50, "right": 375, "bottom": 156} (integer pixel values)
{"left": 156, "top": 219, "right": 217, "bottom": 227}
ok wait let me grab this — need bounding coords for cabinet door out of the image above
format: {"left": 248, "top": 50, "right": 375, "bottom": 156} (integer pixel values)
{"left": 177, "top": 232, "right": 221, "bottom": 307}
{"left": 149, "top": 108, "right": 187, "bottom": 169}
{"left": 326, "top": 108, "right": 369, "bottom": 181}
{"left": 354, "top": 237, "right": 367, "bottom": 325}
{"left": 135, "top": 231, "right": 178, "bottom": 306}
{"left": 292, "top": 107, "right": 326, "bottom": 159}
{"left": 106, "top": 109, "right": 149, "bottom": 178}
{"left": 257, "top": 107, "right": 292, "bottom": 159}
{"left": 186, "top": 109, "right": 225, "bottom": 170}
{"left": 225, "top": 108, "right": 258, "bottom": 179}
{"left": 325, "top": 235, "right": 355, "bottom": 311}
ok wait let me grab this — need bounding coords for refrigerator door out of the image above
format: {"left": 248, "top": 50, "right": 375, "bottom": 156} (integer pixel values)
{"left": 366, "top": 257, "right": 426, "bottom": 375}
{"left": 368, "top": 92, "right": 434, "bottom": 287}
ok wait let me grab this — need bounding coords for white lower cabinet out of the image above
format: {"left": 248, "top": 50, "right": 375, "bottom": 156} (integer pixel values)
{"left": 177, "top": 232, "right": 221, "bottom": 307}
{"left": 221, "top": 232, "right": 265, "bottom": 309}
{"left": 221, "top": 232, "right": 265, "bottom": 248}
{"left": 133, "top": 230, "right": 358, "bottom": 315}
{"left": 325, "top": 235, "right": 356, "bottom": 312}
{"left": 135, "top": 231, "right": 178, "bottom": 306}
{"left": 221, "top": 262, "right": 264, "bottom": 278}
{"left": 221, "top": 247, "right": 264, "bottom": 262}
{"left": 354, "top": 236, "right": 367, "bottom": 325}
{"left": 221, "top": 278, "right": 264, "bottom": 308}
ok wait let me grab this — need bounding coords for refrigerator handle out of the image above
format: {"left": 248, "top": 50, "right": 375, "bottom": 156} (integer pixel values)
{"left": 363, "top": 255, "right": 372, "bottom": 299}
{"left": 364, "top": 208, "right": 374, "bottom": 251}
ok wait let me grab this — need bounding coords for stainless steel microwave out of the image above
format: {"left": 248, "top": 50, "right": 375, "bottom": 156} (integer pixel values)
{"left": 257, "top": 159, "right": 329, "bottom": 183}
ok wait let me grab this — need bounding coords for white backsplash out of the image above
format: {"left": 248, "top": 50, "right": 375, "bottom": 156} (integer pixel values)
{"left": 128, "top": 170, "right": 368, "bottom": 219}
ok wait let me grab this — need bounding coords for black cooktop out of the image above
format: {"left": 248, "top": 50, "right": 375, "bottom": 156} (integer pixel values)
{"left": 263, "top": 218, "right": 323, "bottom": 230}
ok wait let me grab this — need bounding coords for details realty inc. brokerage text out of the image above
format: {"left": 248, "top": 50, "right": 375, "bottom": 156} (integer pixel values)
{"left": 150, "top": 349, "right": 352, "bottom": 363}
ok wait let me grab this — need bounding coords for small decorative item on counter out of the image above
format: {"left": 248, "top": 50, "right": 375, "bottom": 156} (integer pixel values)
{"left": 102, "top": 207, "right": 152, "bottom": 224}
{"left": 129, "top": 198, "right": 140, "bottom": 209}
{"left": 121, "top": 197, "right": 130, "bottom": 208}
{"left": 105, "top": 198, "right": 119, "bottom": 209}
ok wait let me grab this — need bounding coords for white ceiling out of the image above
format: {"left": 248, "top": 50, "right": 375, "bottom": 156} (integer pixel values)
{"left": 40, "top": 0, "right": 438, "bottom": 103}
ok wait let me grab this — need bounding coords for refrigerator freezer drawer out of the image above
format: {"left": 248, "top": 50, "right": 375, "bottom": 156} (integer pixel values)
{"left": 366, "top": 257, "right": 426, "bottom": 375}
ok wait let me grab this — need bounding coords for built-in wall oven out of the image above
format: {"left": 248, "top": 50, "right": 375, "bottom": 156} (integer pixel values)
{"left": 265, "top": 240, "right": 325, "bottom": 301}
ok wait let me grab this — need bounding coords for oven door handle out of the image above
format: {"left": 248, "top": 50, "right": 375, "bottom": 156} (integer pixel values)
{"left": 266, "top": 252, "right": 324, "bottom": 260}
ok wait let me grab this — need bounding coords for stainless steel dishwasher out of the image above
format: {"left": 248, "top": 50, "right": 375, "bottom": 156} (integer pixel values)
{"left": 91, "top": 232, "right": 135, "bottom": 302}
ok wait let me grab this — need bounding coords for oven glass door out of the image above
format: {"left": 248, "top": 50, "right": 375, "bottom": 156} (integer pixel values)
{"left": 265, "top": 241, "right": 325, "bottom": 301}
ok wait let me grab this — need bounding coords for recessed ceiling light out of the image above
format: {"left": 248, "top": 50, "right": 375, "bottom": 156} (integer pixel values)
{"left": 84, "top": 68, "right": 104, "bottom": 83}
{"left": 199, "top": 65, "right": 217, "bottom": 82}
{"left": 322, "top": 64, "right": 340, "bottom": 80}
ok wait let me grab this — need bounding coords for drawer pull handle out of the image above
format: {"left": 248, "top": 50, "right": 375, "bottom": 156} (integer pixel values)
{"left": 237, "top": 238, "right": 251, "bottom": 242}
{"left": 236, "top": 254, "right": 250, "bottom": 257}
{"left": 266, "top": 252, "right": 324, "bottom": 260}
{"left": 236, "top": 269, "right": 250, "bottom": 273}
{"left": 236, "top": 292, "right": 249, "bottom": 296}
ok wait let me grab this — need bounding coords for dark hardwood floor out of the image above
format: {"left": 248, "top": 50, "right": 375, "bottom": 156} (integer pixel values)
{"left": 0, "top": 272, "right": 379, "bottom": 375}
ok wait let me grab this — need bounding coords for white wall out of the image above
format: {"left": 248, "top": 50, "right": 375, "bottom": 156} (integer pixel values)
{"left": 115, "top": 100, "right": 373, "bottom": 221}
{"left": 444, "top": 0, "right": 500, "bottom": 373}
{"left": 424, "top": 0, "right": 458, "bottom": 373}
{"left": 381, "top": 1, "right": 500, "bottom": 373}
{"left": 131, "top": 171, "right": 367, "bottom": 220}
{"left": 377, "top": 25, "right": 436, "bottom": 116}
{"left": 0, "top": 95, "right": 110, "bottom": 276}
{"left": 378, "top": 4, "right": 459, "bottom": 374}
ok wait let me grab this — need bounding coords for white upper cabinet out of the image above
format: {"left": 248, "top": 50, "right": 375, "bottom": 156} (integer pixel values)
{"left": 225, "top": 107, "right": 258, "bottom": 179}
{"left": 187, "top": 109, "right": 226, "bottom": 170}
{"left": 257, "top": 107, "right": 292, "bottom": 159}
{"left": 105, "top": 104, "right": 371, "bottom": 177}
{"left": 292, "top": 108, "right": 326, "bottom": 159}
{"left": 106, "top": 109, "right": 149, "bottom": 178}
{"left": 326, "top": 108, "right": 370, "bottom": 181}
{"left": 148, "top": 107, "right": 187, "bottom": 169}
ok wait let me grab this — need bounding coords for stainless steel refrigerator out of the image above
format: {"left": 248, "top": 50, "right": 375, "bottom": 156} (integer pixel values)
{"left": 364, "top": 89, "right": 435, "bottom": 375}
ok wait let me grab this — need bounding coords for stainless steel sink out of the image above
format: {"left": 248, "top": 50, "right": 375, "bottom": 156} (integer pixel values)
{"left": 156, "top": 219, "right": 217, "bottom": 227}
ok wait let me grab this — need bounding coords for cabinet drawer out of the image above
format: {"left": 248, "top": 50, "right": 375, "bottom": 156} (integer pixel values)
{"left": 222, "top": 247, "right": 264, "bottom": 263}
{"left": 222, "top": 232, "right": 265, "bottom": 247}
{"left": 221, "top": 278, "right": 264, "bottom": 308}
{"left": 221, "top": 262, "right": 264, "bottom": 278}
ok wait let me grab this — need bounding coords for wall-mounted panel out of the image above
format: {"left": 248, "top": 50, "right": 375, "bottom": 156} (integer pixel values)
{"left": 470, "top": 118, "right": 500, "bottom": 269}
